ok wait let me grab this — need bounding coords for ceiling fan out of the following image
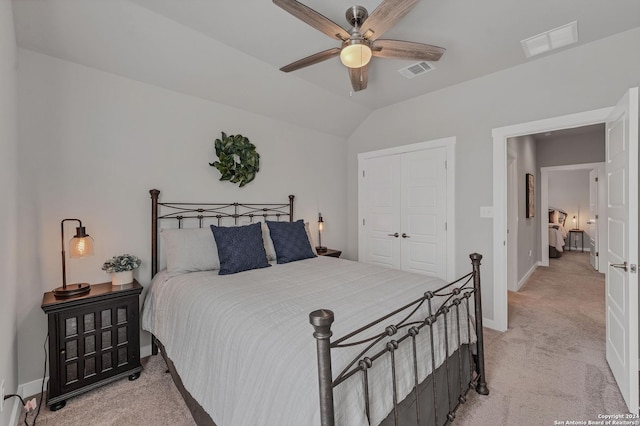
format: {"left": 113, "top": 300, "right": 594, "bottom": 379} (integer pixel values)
{"left": 273, "top": 0, "right": 445, "bottom": 92}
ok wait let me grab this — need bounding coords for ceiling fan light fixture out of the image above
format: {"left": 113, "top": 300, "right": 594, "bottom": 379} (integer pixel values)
{"left": 340, "top": 42, "right": 372, "bottom": 68}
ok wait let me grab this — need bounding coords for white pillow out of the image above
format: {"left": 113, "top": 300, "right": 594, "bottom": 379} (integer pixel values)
{"left": 161, "top": 228, "right": 219, "bottom": 277}
{"left": 305, "top": 223, "right": 318, "bottom": 255}
{"left": 262, "top": 222, "right": 277, "bottom": 261}
{"left": 262, "top": 222, "right": 317, "bottom": 261}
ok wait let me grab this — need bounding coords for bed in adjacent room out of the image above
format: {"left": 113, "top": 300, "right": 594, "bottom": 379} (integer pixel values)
{"left": 141, "top": 189, "right": 489, "bottom": 426}
{"left": 548, "top": 208, "right": 568, "bottom": 258}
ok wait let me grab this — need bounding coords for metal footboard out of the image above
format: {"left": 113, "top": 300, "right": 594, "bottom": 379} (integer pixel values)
{"left": 310, "top": 253, "right": 489, "bottom": 426}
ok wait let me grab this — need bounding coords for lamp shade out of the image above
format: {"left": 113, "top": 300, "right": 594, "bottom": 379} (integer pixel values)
{"left": 69, "top": 233, "right": 94, "bottom": 258}
{"left": 55, "top": 219, "right": 94, "bottom": 298}
{"left": 340, "top": 42, "right": 372, "bottom": 68}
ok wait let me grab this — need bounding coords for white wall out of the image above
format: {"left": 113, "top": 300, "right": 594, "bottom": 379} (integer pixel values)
{"left": 0, "top": 1, "right": 19, "bottom": 424}
{"left": 537, "top": 126, "right": 605, "bottom": 256}
{"left": 508, "top": 135, "right": 538, "bottom": 282}
{"left": 549, "top": 170, "right": 591, "bottom": 243}
{"left": 537, "top": 128, "right": 605, "bottom": 168}
{"left": 16, "top": 49, "right": 348, "bottom": 385}
{"left": 347, "top": 28, "right": 640, "bottom": 322}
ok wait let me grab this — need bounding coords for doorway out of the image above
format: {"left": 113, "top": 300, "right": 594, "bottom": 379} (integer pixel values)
{"left": 491, "top": 107, "right": 612, "bottom": 331}
{"left": 540, "top": 162, "right": 606, "bottom": 270}
{"left": 492, "top": 91, "right": 639, "bottom": 414}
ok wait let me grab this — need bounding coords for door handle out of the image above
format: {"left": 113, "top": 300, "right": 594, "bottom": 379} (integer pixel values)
{"left": 402, "top": 233, "right": 410, "bottom": 238}
{"left": 611, "top": 261, "right": 628, "bottom": 272}
{"left": 388, "top": 233, "right": 399, "bottom": 238}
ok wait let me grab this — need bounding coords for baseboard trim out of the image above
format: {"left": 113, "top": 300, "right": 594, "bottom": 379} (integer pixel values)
{"left": 482, "top": 317, "right": 505, "bottom": 332}
{"left": 141, "top": 344, "right": 152, "bottom": 359}
{"left": 19, "top": 377, "right": 47, "bottom": 400}
{"left": 517, "top": 262, "right": 539, "bottom": 291}
{"left": 8, "top": 378, "right": 46, "bottom": 426}
{"left": 9, "top": 391, "right": 21, "bottom": 426}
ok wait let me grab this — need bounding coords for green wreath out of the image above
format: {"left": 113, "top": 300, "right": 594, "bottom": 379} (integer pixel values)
{"left": 209, "top": 132, "right": 260, "bottom": 187}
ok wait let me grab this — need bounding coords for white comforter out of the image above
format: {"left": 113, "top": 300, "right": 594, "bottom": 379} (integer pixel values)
{"left": 141, "top": 256, "right": 474, "bottom": 426}
{"left": 549, "top": 224, "right": 567, "bottom": 251}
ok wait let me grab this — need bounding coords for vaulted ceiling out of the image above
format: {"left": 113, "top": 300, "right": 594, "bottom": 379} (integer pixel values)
{"left": 12, "top": 0, "right": 640, "bottom": 137}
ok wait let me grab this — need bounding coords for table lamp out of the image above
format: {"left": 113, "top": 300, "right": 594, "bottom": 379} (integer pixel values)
{"left": 316, "top": 213, "right": 327, "bottom": 253}
{"left": 54, "top": 219, "right": 94, "bottom": 298}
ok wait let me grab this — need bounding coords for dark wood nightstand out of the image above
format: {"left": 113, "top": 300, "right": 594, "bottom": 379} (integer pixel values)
{"left": 41, "top": 280, "right": 143, "bottom": 411}
{"left": 317, "top": 248, "right": 342, "bottom": 258}
{"left": 567, "top": 229, "right": 584, "bottom": 252}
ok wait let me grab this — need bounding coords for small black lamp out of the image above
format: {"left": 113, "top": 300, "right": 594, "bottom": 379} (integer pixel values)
{"left": 316, "top": 213, "right": 327, "bottom": 253}
{"left": 54, "top": 219, "right": 94, "bottom": 298}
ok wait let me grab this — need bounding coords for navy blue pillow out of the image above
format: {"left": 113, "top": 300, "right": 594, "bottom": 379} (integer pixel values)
{"left": 210, "top": 223, "right": 271, "bottom": 275}
{"left": 266, "top": 220, "right": 316, "bottom": 264}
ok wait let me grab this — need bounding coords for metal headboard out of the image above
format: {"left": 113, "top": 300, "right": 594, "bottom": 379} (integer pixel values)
{"left": 149, "top": 189, "right": 294, "bottom": 276}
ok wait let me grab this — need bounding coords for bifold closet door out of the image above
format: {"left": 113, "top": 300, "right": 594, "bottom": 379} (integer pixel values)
{"left": 360, "top": 154, "right": 402, "bottom": 269}
{"left": 360, "top": 147, "right": 447, "bottom": 279}
{"left": 400, "top": 148, "right": 447, "bottom": 278}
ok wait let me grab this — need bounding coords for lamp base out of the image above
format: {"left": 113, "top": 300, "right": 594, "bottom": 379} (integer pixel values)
{"left": 53, "top": 283, "right": 91, "bottom": 298}
{"left": 316, "top": 246, "right": 327, "bottom": 253}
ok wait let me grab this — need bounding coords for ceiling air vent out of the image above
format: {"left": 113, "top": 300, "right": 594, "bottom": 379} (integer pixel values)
{"left": 398, "top": 61, "right": 434, "bottom": 79}
{"left": 521, "top": 21, "right": 579, "bottom": 58}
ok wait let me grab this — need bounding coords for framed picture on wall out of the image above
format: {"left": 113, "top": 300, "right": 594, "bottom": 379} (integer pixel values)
{"left": 526, "top": 173, "right": 535, "bottom": 218}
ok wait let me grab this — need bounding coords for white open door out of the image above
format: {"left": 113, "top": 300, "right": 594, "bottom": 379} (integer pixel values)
{"left": 606, "top": 87, "right": 639, "bottom": 415}
{"left": 588, "top": 168, "right": 598, "bottom": 270}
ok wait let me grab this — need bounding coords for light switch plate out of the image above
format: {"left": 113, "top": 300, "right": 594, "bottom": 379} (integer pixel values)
{"left": 480, "top": 206, "right": 493, "bottom": 218}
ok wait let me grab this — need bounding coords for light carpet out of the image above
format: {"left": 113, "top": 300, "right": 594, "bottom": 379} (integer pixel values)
{"left": 455, "top": 251, "right": 630, "bottom": 425}
{"left": 26, "top": 252, "right": 629, "bottom": 425}
{"left": 24, "top": 355, "right": 195, "bottom": 425}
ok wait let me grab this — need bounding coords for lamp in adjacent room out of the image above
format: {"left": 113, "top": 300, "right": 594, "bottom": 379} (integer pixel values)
{"left": 54, "top": 219, "right": 94, "bottom": 298}
{"left": 316, "top": 213, "right": 327, "bottom": 253}
{"left": 572, "top": 215, "right": 577, "bottom": 230}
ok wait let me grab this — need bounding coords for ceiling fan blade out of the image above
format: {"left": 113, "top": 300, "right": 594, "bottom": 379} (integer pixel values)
{"left": 372, "top": 39, "right": 445, "bottom": 61}
{"left": 360, "top": 0, "right": 419, "bottom": 41}
{"left": 280, "top": 48, "right": 341, "bottom": 72}
{"left": 273, "top": 0, "right": 350, "bottom": 41}
{"left": 349, "top": 65, "right": 368, "bottom": 92}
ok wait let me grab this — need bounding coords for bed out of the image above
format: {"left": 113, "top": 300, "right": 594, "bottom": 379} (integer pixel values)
{"left": 548, "top": 208, "right": 568, "bottom": 258}
{"left": 141, "top": 189, "right": 489, "bottom": 426}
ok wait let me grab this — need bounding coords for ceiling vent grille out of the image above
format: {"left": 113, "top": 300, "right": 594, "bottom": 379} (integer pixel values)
{"left": 521, "top": 21, "right": 579, "bottom": 58}
{"left": 398, "top": 61, "right": 434, "bottom": 79}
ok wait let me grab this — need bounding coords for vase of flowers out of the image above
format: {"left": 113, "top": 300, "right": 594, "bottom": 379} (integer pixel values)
{"left": 102, "top": 254, "right": 141, "bottom": 286}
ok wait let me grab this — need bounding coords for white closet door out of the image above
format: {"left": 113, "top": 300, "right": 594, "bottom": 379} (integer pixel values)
{"left": 361, "top": 154, "right": 401, "bottom": 269}
{"left": 400, "top": 147, "right": 447, "bottom": 278}
{"left": 360, "top": 146, "right": 448, "bottom": 279}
